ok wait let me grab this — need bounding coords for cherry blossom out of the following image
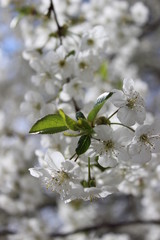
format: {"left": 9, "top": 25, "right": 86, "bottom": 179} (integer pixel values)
{"left": 129, "top": 119, "right": 160, "bottom": 165}
{"left": 90, "top": 125, "right": 132, "bottom": 168}
{"left": 111, "top": 78, "right": 146, "bottom": 126}
{"left": 29, "top": 149, "right": 82, "bottom": 202}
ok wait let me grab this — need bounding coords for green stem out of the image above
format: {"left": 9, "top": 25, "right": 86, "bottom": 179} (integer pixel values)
{"left": 88, "top": 157, "right": 91, "bottom": 187}
{"left": 91, "top": 137, "right": 101, "bottom": 141}
{"left": 110, "top": 122, "right": 135, "bottom": 132}
{"left": 75, "top": 156, "right": 79, "bottom": 162}
{"left": 107, "top": 109, "right": 119, "bottom": 120}
{"left": 69, "top": 153, "right": 77, "bottom": 160}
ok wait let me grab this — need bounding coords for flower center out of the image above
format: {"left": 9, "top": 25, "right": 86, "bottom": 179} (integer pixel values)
{"left": 87, "top": 38, "right": 94, "bottom": 46}
{"left": 139, "top": 134, "right": 153, "bottom": 147}
{"left": 59, "top": 60, "right": 66, "bottom": 67}
{"left": 104, "top": 140, "right": 114, "bottom": 152}
{"left": 140, "top": 134, "right": 148, "bottom": 142}
{"left": 126, "top": 98, "right": 136, "bottom": 109}
{"left": 46, "top": 171, "right": 69, "bottom": 190}
{"left": 55, "top": 171, "right": 69, "bottom": 184}
{"left": 79, "top": 61, "right": 88, "bottom": 69}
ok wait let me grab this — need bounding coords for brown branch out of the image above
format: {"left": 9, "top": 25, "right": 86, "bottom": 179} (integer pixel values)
{"left": 72, "top": 98, "right": 81, "bottom": 112}
{"left": 139, "top": 17, "right": 160, "bottom": 39}
{"left": 0, "top": 229, "right": 16, "bottom": 236}
{"left": 47, "top": 0, "right": 63, "bottom": 44}
{"left": 49, "top": 220, "right": 160, "bottom": 238}
{"left": 1, "top": 220, "right": 160, "bottom": 237}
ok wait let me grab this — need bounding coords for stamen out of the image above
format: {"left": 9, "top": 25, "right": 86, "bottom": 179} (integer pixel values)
{"left": 104, "top": 140, "right": 114, "bottom": 152}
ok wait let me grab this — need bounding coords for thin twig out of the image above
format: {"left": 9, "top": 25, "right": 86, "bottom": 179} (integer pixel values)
{"left": 49, "top": 220, "right": 160, "bottom": 238}
{"left": 1, "top": 220, "right": 160, "bottom": 237}
{"left": 139, "top": 17, "right": 160, "bottom": 39}
{"left": 110, "top": 122, "right": 135, "bottom": 132}
{"left": 47, "top": 0, "right": 63, "bottom": 44}
{"left": 72, "top": 98, "right": 81, "bottom": 112}
{"left": 0, "top": 230, "right": 16, "bottom": 236}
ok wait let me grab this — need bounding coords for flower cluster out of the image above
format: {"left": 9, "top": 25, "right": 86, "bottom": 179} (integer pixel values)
{"left": 29, "top": 75, "right": 160, "bottom": 202}
{"left": 16, "top": 0, "right": 158, "bottom": 203}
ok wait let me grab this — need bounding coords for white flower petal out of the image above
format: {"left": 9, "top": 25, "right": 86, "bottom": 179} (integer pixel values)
{"left": 129, "top": 143, "right": 151, "bottom": 165}
{"left": 45, "top": 150, "right": 65, "bottom": 171}
{"left": 135, "top": 105, "right": 146, "bottom": 124}
{"left": 113, "top": 127, "right": 134, "bottom": 143}
{"left": 117, "top": 107, "right": 135, "bottom": 126}
{"left": 150, "top": 137, "right": 160, "bottom": 153}
{"left": 98, "top": 155, "right": 117, "bottom": 168}
{"left": 110, "top": 90, "right": 126, "bottom": 107}
{"left": 29, "top": 168, "right": 43, "bottom": 178}
{"left": 123, "top": 78, "right": 134, "bottom": 93}
{"left": 94, "top": 125, "right": 113, "bottom": 141}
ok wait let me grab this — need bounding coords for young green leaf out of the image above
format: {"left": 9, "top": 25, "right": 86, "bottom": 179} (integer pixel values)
{"left": 65, "top": 50, "right": 75, "bottom": 59}
{"left": 76, "top": 111, "right": 86, "bottom": 120}
{"left": 59, "top": 109, "right": 81, "bottom": 131}
{"left": 76, "top": 135, "right": 91, "bottom": 155}
{"left": 87, "top": 92, "right": 113, "bottom": 123}
{"left": 63, "top": 131, "right": 83, "bottom": 137}
{"left": 77, "top": 118, "right": 92, "bottom": 131}
{"left": 29, "top": 114, "right": 68, "bottom": 134}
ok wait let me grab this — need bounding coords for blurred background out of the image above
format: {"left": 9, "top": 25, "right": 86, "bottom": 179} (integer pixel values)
{"left": 1, "top": 1, "right": 160, "bottom": 240}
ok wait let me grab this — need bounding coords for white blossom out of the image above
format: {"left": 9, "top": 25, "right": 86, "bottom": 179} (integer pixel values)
{"left": 129, "top": 118, "right": 160, "bottom": 165}
{"left": 130, "top": 2, "right": 149, "bottom": 26}
{"left": 80, "top": 25, "right": 108, "bottom": 54}
{"left": 111, "top": 78, "right": 146, "bottom": 126}
{"left": 90, "top": 125, "right": 132, "bottom": 168}
{"left": 43, "top": 46, "right": 74, "bottom": 78}
{"left": 29, "top": 149, "right": 82, "bottom": 202}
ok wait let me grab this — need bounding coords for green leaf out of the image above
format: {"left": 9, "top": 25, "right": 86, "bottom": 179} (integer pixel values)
{"left": 76, "top": 112, "right": 93, "bottom": 132}
{"left": 59, "top": 109, "right": 81, "bottom": 131}
{"left": 76, "top": 135, "right": 91, "bottom": 155}
{"left": 63, "top": 131, "right": 83, "bottom": 137}
{"left": 76, "top": 111, "right": 86, "bottom": 120}
{"left": 65, "top": 50, "right": 75, "bottom": 59}
{"left": 29, "top": 114, "right": 68, "bottom": 134}
{"left": 77, "top": 119, "right": 92, "bottom": 131}
{"left": 87, "top": 92, "right": 113, "bottom": 123}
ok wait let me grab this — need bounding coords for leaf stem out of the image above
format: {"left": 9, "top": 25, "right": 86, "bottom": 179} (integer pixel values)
{"left": 69, "top": 153, "right": 77, "bottom": 160}
{"left": 88, "top": 157, "right": 91, "bottom": 186}
{"left": 110, "top": 122, "right": 135, "bottom": 132}
{"left": 75, "top": 156, "right": 79, "bottom": 162}
{"left": 91, "top": 137, "right": 101, "bottom": 141}
{"left": 107, "top": 109, "right": 119, "bottom": 120}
